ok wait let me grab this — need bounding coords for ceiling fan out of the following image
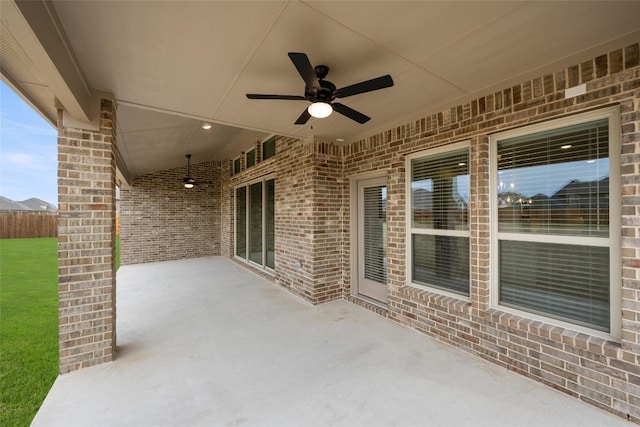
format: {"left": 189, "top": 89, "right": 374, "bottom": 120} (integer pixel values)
{"left": 246, "top": 52, "right": 394, "bottom": 125}
{"left": 180, "top": 154, "right": 212, "bottom": 189}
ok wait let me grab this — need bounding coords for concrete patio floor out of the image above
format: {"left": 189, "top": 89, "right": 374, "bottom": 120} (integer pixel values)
{"left": 32, "top": 257, "right": 627, "bottom": 427}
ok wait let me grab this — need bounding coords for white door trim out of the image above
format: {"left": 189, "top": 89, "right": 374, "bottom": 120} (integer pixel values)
{"left": 350, "top": 172, "right": 388, "bottom": 304}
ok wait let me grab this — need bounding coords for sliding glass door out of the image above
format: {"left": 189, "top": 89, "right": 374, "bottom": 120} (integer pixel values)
{"left": 235, "top": 177, "right": 275, "bottom": 270}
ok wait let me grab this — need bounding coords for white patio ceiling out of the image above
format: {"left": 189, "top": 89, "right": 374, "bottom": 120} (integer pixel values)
{"left": 2, "top": 1, "right": 639, "bottom": 179}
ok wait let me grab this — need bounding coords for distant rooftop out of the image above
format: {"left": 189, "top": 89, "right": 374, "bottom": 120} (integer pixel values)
{"left": 0, "top": 196, "right": 57, "bottom": 212}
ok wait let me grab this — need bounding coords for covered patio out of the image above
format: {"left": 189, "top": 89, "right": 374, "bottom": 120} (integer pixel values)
{"left": 32, "top": 258, "right": 626, "bottom": 426}
{"left": 2, "top": 1, "right": 640, "bottom": 422}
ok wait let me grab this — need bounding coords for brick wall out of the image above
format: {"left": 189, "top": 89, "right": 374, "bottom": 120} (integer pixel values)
{"left": 339, "top": 42, "right": 640, "bottom": 421}
{"left": 57, "top": 99, "right": 117, "bottom": 373}
{"left": 119, "top": 160, "right": 221, "bottom": 265}
{"left": 220, "top": 137, "right": 344, "bottom": 304}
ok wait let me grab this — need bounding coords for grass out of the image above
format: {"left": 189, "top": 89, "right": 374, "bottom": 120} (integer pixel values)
{"left": 116, "top": 235, "right": 120, "bottom": 270}
{"left": 0, "top": 238, "right": 58, "bottom": 427}
{"left": 0, "top": 236, "right": 120, "bottom": 426}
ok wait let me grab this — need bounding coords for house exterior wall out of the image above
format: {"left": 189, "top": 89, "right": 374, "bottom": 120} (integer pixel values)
{"left": 119, "top": 161, "right": 221, "bottom": 265}
{"left": 221, "top": 138, "right": 344, "bottom": 304}
{"left": 338, "top": 42, "right": 640, "bottom": 421}
{"left": 57, "top": 99, "right": 117, "bottom": 373}
{"left": 118, "top": 42, "right": 640, "bottom": 420}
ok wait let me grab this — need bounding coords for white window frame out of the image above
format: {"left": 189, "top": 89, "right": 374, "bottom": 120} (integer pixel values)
{"left": 489, "top": 106, "right": 621, "bottom": 340}
{"left": 405, "top": 140, "right": 471, "bottom": 300}
{"left": 234, "top": 174, "right": 275, "bottom": 273}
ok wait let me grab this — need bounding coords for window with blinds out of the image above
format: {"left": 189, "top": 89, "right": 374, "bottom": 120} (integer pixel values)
{"left": 408, "top": 143, "right": 470, "bottom": 297}
{"left": 492, "top": 111, "right": 618, "bottom": 334}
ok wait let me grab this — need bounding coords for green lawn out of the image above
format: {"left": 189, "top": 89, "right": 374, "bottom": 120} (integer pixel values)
{"left": 0, "top": 237, "right": 120, "bottom": 426}
{"left": 0, "top": 238, "right": 58, "bottom": 427}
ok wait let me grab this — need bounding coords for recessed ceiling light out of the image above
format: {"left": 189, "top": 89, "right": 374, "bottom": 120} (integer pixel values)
{"left": 561, "top": 144, "right": 572, "bottom": 149}
{"left": 202, "top": 123, "right": 212, "bottom": 130}
{"left": 336, "top": 138, "right": 344, "bottom": 142}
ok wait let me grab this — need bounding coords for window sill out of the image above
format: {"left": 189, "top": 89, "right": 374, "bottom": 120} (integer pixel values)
{"left": 402, "top": 283, "right": 472, "bottom": 315}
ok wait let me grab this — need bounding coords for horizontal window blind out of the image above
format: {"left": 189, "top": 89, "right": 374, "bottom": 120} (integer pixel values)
{"left": 413, "top": 234, "right": 469, "bottom": 296}
{"left": 411, "top": 148, "right": 469, "bottom": 230}
{"left": 364, "top": 186, "right": 386, "bottom": 284}
{"left": 495, "top": 116, "right": 613, "bottom": 333}
{"left": 410, "top": 145, "right": 470, "bottom": 296}
{"left": 499, "top": 241, "right": 609, "bottom": 331}
{"left": 497, "top": 119, "right": 609, "bottom": 237}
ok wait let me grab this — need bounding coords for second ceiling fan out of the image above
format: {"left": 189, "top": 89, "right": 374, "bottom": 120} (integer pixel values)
{"left": 246, "top": 52, "right": 394, "bottom": 125}
{"left": 180, "top": 154, "right": 212, "bottom": 189}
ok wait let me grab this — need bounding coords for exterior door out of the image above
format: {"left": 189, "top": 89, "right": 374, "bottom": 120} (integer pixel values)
{"left": 356, "top": 177, "right": 388, "bottom": 304}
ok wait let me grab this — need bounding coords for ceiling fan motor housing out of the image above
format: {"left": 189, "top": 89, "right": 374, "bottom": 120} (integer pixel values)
{"left": 306, "top": 79, "right": 336, "bottom": 102}
{"left": 303, "top": 65, "right": 335, "bottom": 102}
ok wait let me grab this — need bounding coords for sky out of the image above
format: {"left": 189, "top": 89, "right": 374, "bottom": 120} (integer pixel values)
{"left": 0, "top": 81, "right": 58, "bottom": 206}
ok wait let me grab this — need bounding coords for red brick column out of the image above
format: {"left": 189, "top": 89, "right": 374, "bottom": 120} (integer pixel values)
{"left": 57, "top": 99, "right": 117, "bottom": 373}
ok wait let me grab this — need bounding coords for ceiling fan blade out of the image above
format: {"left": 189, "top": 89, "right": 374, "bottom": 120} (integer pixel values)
{"left": 288, "top": 52, "right": 320, "bottom": 91}
{"left": 335, "top": 75, "right": 394, "bottom": 98}
{"left": 246, "top": 94, "right": 307, "bottom": 100}
{"left": 332, "top": 103, "right": 371, "bottom": 124}
{"left": 294, "top": 108, "right": 311, "bottom": 125}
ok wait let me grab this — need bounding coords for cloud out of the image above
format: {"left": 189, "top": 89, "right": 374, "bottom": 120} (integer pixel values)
{"left": 0, "top": 117, "right": 57, "bottom": 137}
{"left": 2, "top": 153, "right": 49, "bottom": 170}
{"left": 2, "top": 151, "right": 56, "bottom": 172}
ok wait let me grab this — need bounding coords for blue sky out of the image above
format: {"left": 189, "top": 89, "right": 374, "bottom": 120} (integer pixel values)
{"left": 1, "top": 81, "right": 58, "bottom": 206}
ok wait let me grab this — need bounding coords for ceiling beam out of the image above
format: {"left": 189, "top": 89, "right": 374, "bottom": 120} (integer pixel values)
{"left": 8, "top": 0, "right": 93, "bottom": 123}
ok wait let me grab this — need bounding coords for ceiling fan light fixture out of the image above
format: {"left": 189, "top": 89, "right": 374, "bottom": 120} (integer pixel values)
{"left": 184, "top": 182, "right": 194, "bottom": 189}
{"left": 308, "top": 102, "right": 332, "bottom": 119}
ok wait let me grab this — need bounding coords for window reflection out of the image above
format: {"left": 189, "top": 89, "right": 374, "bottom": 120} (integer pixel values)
{"left": 411, "top": 150, "right": 469, "bottom": 231}
{"left": 497, "top": 120, "right": 609, "bottom": 237}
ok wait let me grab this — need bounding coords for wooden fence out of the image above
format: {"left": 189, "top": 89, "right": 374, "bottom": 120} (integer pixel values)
{"left": 0, "top": 211, "right": 58, "bottom": 238}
